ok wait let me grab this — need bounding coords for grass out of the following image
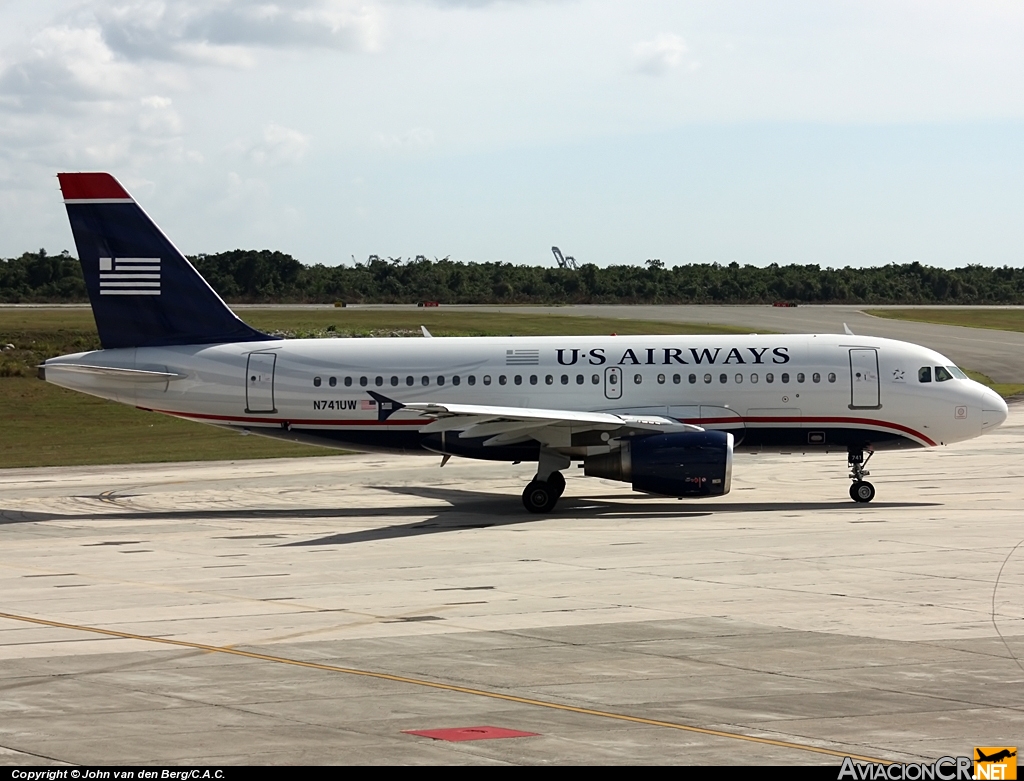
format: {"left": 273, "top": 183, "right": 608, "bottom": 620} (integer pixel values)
{"left": 0, "top": 307, "right": 753, "bottom": 468}
{"left": 865, "top": 308, "right": 1024, "bottom": 333}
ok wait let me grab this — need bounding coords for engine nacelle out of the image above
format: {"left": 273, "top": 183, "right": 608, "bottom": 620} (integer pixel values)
{"left": 584, "top": 430, "right": 733, "bottom": 497}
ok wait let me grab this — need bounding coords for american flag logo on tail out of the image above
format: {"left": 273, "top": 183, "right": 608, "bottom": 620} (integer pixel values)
{"left": 99, "top": 257, "right": 161, "bottom": 295}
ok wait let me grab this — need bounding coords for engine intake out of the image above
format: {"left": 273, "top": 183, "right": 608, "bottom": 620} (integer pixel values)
{"left": 584, "top": 430, "right": 733, "bottom": 497}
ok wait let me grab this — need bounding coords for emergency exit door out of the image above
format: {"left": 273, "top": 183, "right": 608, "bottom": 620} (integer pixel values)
{"left": 246, "top": 352, "right": 277, "bottom": 413}
{"left": 604, "top": 366, "right": 622, "bottom": 399}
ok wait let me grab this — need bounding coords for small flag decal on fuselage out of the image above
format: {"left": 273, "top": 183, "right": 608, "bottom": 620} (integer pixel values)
{"left": 506, "top": 349, "right": 540, "bottom": 365}
{"left": 99, "top": 257, "right": 161, "bottom": 295}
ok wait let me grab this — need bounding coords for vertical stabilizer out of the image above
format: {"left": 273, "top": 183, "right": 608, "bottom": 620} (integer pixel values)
{"left": 58, "top": 172, "right": 275, "bottom": 349}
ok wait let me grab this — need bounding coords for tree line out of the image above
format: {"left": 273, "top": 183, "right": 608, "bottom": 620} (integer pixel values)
{"left": 4, "top": 248, "right": 1024, "bottom": 305}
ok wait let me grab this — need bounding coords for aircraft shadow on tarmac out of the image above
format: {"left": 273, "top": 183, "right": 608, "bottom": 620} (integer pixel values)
{"left": 284, "top": 486, "right": 939, "bottom": 547}
{"left": 0, "top": 486, "right": 938, "bottom": 547}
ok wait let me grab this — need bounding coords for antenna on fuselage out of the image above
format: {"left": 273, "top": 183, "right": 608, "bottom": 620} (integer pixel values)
{"left": 843, "top": 323, "right": 855, "bottom": 336}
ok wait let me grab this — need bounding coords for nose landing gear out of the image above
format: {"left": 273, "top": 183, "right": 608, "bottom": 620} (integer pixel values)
{"left": 848, "top": 450, "right": 875, "bottom": 503}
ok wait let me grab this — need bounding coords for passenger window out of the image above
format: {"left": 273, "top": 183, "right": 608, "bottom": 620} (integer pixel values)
{"left": 796, "top": 373, "right": 805, "bottom": 383}
{"left": 689, "top": 374, "right": 697, "bottom": 384}
{"left": 657, "top": 374, "right": 666, "bottom": 384}
{"left": 375, "top": 376, "right": 383, "bottom": 387}
{"left": 499, "top": 375, "right": 507, "bottom": 385}
{"left": 514, "top": 375, "right": 522, "bottom": 385}
{"left": 766, "top": 373, "right": 774, "bottom": 383}
{"left": 918, "top": 367, "right": 932, "bottom": 383}
{"left": 438, "top": 376, "right": 445, "bottom": 386}
{"left": 561, "top": 375, "right": 568, "bottom": 385}
{"left": 781, "top": 373, "right": 790, "bottom": 383}
{"left": 609, "top": 373, "right": 618, "bottom": 385}
{"left": 390, "top": 376, "right": 398, "bottom": 386}
{"left": 812, "top": 373, "right": 820, "bottom": 383}
{"left": 634, "top": 374, "right": 643, "bottom": 384}
{"left": 751, "top": 373, "right": 758, "bottom": 383}
{"left": 313, "top": 376, "right": 321, "bottom": 387}
{"left": 344, "top": 377, "right": 352, "bottom": 387}
{"left": 422, "top": 376, "right": 429, "bottom": 386}
{"left": 329, "top": 377, "right": 337, "bottom": 387}
{"left": 483, "top": 375, "right": 491, "bottom": 385}
{"left": 453, "top": 375, "right": 461, "bottom": 386}
{"left": 828, "top": 373, "right": 836, "bottom": 383}
{"left": 529, "top": 375, "right": 537, "bottom": 385}
{"left": 406, "top": 376, "right": 414, "bottom": 386}
{"left": 592, "top": 374, "right": 600, "bottom": 384}
{"left": 935, "top": 366, "right": 953, "bottom": 382}
{"left": 545, "top": 375, "right": 553, "bottom": 385}
{"left": 673, "top": 374, "right": 681, "bottom": 384}
{"left": 735, "top": 373, "right": 743, "bottom": 384}
{"left": 576, "top": 374, "right": 584, "bottom": 385}
{"left": 360, "top": 376, "right": 368, "bottom": 387}
{"left": 468, "top": 375, "right": 476, "bottom": 386}
{"left": 704, "top": 374, "right": 712, "bottom": 384}
{"left": 719, "top": 374, "right": 727, "bottom": 384}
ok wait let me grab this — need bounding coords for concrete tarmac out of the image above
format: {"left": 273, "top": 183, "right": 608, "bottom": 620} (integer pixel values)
{"left": 1, "top": 411, "right": 1022, "bottom": 765}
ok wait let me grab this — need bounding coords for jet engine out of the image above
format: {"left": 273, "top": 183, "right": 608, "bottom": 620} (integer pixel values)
{"left": 584, "top": 430, "right": 733, "bottom": 497}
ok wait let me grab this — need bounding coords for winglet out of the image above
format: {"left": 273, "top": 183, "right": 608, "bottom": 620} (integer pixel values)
{"left": 367, "top": 391, "right": 405, "bottom": 422}
{"left": 843, "top": 323, "right": 855, "bottom": 336}
{"left": 421, "top": 325, "right": 433, "bottom": 338}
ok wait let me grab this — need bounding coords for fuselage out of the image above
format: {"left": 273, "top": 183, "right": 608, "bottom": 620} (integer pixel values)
{"left": 44, "top": 333, "right": 1007, "bottom": 460}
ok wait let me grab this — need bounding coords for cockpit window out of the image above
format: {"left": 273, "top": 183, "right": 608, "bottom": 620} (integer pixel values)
{"left": 918, "top": 367, "right": 932, "bottom": 383}
{"left": 934, "top": 366, "right": 953, "bottom": 382}
{"left": 947, "top": 366, "right": 968, "bottom": 380}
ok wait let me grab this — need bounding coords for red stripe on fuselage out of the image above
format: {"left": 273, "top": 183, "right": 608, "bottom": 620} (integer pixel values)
{"left": 692, "top": 415, "right": 936, "bottom": 446}
{"left": 142, "top": 408, "right": 937, "bottom": 446}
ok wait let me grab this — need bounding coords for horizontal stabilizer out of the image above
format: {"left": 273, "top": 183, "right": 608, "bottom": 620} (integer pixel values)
{"left": 41, "top": 363, "right": 187, "bottom": 382}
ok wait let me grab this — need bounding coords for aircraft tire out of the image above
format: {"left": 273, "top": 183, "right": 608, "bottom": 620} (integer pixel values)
{"left": 850, "top": 481, "right": 875, "bottom": 503}
{"left": 523, "top": 481, "right": 557, "bottom": 513}
{"left": 547, "top": 471, "right": 566, "bottom": 498}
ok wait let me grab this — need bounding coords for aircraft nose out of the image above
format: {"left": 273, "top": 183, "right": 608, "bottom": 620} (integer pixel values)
{"left": 981, "top": 389, "right": 1008, "bottom": 431}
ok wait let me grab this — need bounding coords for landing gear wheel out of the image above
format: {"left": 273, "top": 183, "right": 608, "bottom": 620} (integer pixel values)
{"left": 547, "top": 471, "right": 566, "bottom": 498}
{"left": 523, "top": 480, "right": 557, "bottom": 513}
{"left": 850, "top": 481, "right": 875, "bottom": 503}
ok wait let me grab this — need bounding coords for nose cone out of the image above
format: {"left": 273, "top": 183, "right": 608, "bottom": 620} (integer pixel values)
{"left": 981, "top": 389, "right": 1008, "bottom": 432}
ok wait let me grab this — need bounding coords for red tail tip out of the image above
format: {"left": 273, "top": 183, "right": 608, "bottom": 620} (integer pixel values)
{"left": 58, "top": 173, "right": 131, "bottom": 201}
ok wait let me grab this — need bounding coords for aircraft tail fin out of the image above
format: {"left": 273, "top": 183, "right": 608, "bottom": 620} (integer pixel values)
{"left": 58, "top": 172, "right": 275, "bottom": 349}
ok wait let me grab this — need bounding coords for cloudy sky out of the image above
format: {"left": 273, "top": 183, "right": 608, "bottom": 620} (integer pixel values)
{"left": 1, "top": 1, "right": 1023, "bottom": 268}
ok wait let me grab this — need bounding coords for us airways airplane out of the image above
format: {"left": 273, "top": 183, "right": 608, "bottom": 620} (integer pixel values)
{"left": 42, "top": 172, "right": 1008, "bottom": 512}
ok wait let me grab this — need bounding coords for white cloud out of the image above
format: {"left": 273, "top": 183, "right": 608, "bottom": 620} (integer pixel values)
{"left": 229, "top": 123, "right": 311, "bottom": 165}
{"left": 376, "top": 126, "right": 435, "bottom": 149}
{"left": 632, "top": 32, "right": 687, "bottom": 75}
{"left": 96, "top": 0, "right": 383, "bottom": 63}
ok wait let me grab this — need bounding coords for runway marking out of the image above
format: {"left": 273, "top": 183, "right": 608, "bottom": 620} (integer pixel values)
{"left": 0, "top": 609, "right": 889, "bottom": 764}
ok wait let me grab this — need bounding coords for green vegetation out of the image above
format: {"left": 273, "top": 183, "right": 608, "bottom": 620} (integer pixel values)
{"left": 866, "top": 308, "right": 1024, "bottom": 333}
{"left": 0, "top": 378, "right": 329, "bottom": 468}
{"left": 8, "top": 248, "right": 1024, "bottom": 305}
{"left": 0, "top": 307, "right": 745, "bottom": 468}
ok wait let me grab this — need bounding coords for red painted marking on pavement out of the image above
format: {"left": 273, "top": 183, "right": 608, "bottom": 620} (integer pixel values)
{"left": 403, "top": 726, "right": 540, "bottom": 742}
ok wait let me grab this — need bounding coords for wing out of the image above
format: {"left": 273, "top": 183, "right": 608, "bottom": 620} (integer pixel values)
{"left": 368, "top": 392, "right": 701, "bottom": 449}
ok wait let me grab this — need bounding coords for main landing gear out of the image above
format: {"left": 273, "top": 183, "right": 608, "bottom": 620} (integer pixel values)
{"left": 522, "top": 449, "right": 570, "bottom": 513}
{"left": 848, "top": 450, "right": 875, "bottom": 503}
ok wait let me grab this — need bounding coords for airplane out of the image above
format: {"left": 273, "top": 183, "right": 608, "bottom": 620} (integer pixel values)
{"left": 976, "top": 750, "right": 1016, "bottom": 763}
{"left": 41, "top": 172, "right": 1009, "bottom": 513}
